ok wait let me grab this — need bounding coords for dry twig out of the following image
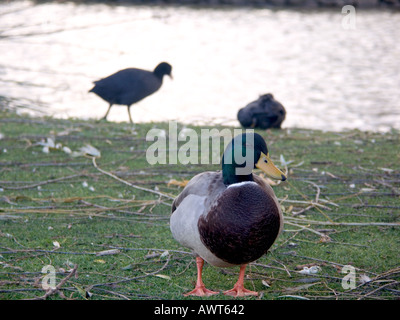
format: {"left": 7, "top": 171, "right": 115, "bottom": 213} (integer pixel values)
{"left": 27, "top": 264, "right": 78, "bottom": 300}
{"left": 91, "top": 157, "right": 175, "bottom": 201}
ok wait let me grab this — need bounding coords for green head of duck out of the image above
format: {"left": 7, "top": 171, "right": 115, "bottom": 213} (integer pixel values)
{"left": 222, "top": 133, "right": 286, "bottom": 185}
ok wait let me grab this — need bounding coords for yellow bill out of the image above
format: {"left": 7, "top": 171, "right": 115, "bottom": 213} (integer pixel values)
{"left": 255, "top": 152, "right": 287, "bottom": 181}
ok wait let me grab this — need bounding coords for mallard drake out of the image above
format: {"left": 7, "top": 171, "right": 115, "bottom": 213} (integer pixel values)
{"left": 170, "top": 133, "right": 286, "bottom": 297}
{"left": 89, "top": 62, "right": 172, "bottom": 123}
{"left": 237, "top": 93, "right": 286, "bottom": 129}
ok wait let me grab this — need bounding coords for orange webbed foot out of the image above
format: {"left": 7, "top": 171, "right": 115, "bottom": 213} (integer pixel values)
{"left": 184, "top": 285, "right": 219, "bottom": 297}
{"left": 223, "top": 264, "right": 258, "bottom": 298}
{"left": 184, "top": 257, "right": 219, "bottom": 297}
{"left": 223, "top": 284, "right": 258, "bottom": 297}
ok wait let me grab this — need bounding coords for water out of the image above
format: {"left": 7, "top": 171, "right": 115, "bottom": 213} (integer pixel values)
{"left": 1, "top": 1, "right": 399, "bottom": 132}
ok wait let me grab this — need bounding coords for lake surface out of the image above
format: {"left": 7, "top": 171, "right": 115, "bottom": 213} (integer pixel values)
{"left": 1, "top": 1, "right": 399, "bottom": 132}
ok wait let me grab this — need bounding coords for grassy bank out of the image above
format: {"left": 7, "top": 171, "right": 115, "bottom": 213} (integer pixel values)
{"left": 0, "top": 110, "right": 399, "bottom": 300}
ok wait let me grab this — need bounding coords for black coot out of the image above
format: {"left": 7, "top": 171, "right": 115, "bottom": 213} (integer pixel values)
{"left": 89, "top": 62, "right": 172, "bottom": 123}
{"left": 237, "top": 93, "right": 286, "bottom": 129}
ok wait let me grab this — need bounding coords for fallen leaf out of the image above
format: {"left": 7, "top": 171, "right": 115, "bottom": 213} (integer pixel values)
{"left": 94, "top": 259, "right": 106, "bottom": 264}
{"left": 167, "top": 179, "right": 189, "bottom": 187}
{"left": 361, "top": 188, "right": 375, "bottom": 192}
{"left": 360, "top": 274, "right": 371, "bottom": 284}
{"left": 160, "top": 250, "right": 169, "bottom": 259}
{"left": 72, "top": 144, "right": 101, "bottom": 158}
{"left": 298, "top": 266, "right": 321, "bottom": 275}
{"left": 95, "top": 249, "right": 120, "bottom": 256}
{"left": 295, "top": 263, "right": 320, "bottom": 270}
{"left": 380, "top": 167, "right": 394, "bottom": 174}
{"left": 319, "top": 234, "right": 332, "bottom": 243}
{"left": 326, "top": 171, "right": 339, "bottom": 179}
{"left": 285, "top": 205, "right": 293, "bottom": 214}
{"left": 154, "top": 274, "right": 171, "bottom": 280}
{"left": 41, "top": 137, "right": 55, "bottom": 148}
{"left": 80, "top": 144, "right": 101, "bottom": 158}
{"left": 62, "top": 146, "right": 72, "bottom": 154}
{"left": 262, "top": 280, "right": 271, "bottom": 287}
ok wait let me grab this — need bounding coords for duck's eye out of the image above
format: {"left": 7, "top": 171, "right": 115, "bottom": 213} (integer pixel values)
{"left": 264, "top": 158, "right": 268, "bottom": 164}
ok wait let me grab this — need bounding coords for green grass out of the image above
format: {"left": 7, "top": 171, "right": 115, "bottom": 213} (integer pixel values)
{"left": 0, "top": 109, "right": 399, "bottom": 300}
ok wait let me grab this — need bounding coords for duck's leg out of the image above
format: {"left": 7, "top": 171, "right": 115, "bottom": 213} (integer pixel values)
{"left": 184, "top": 257, "right": 219, "bottom": 297}
{"left": 223, "top": 264, "right": 258, "bottom": 297}
{"left": 102, "top": 104, "right": 113, "bottom": 121}
{"left": 127, "top": 105, "right": 133, "bottom": 124}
